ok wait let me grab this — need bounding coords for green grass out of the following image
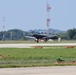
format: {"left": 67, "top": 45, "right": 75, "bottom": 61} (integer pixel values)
{"left": 0, "top": 47, "right": 76, "bottom": 67}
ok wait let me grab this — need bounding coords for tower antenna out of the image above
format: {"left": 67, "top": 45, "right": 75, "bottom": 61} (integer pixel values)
{"left": 3, "top": 17, "right": 5, "bottom": 41}
{"left": 46, "top": 1, "right": 51, "bottom": 34}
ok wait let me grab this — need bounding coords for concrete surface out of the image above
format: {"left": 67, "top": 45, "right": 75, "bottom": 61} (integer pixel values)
{"left": 0, "top": 43, "right": 76, "bottom": 48}
{"left": 0, "top": 66, "right": 76, "bottom": 75}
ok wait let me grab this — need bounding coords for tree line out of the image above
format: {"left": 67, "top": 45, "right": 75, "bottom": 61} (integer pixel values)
{"left": 0, "top": 29, "right": 29, "bottom": 40}
{"left": 61, "top": 28, "right": 76, "bottom": 40}
{"left": 0, "top": 28, "right": 76, "bottom": 40}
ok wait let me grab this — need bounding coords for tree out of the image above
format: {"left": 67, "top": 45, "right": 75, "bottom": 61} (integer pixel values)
{"left": 67, "top": 28, "right": 76, "bottom": 40}
{"left": 60, "top": 33, "right": 68, "bottom": 40}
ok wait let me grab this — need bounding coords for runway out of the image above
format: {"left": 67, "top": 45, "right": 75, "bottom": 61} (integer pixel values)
{"left": 0, "top": 66, "right": 76, "bottom": 75}
{"left": 0, "top": 43, "right": 76, "bottom": 48}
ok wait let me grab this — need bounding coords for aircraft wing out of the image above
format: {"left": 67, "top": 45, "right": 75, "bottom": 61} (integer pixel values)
{"left": 25, "top": 36, "right": 36, "bottom": 40}
{"left": 43, "top": 35, "right": 58, "bottom": 39}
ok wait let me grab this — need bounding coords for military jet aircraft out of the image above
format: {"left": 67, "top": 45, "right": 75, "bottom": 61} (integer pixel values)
{"left": 25, "top": 32, "right": 58, "bottom": 43}
{"left": 31, "top": 33, "right": 58, "bottom": 43}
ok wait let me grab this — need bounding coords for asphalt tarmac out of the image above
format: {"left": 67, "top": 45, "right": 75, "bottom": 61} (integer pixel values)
{"left": 0, "top": 66, "right": 76, "bottom": 75}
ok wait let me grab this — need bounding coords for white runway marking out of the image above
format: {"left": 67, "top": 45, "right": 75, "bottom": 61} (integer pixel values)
{"left": 0, "top": 66, "right": 76, "bottom": 75}
{"left": 0, "top": 43, "right": 76, "bottom": 48}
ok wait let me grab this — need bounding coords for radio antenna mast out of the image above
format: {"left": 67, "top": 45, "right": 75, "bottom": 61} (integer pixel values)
{"left": 46, "top": 1, "right": 51, "bottom": 34}
{"left": 3, "top": 17, "right": 5, "bottom": 41}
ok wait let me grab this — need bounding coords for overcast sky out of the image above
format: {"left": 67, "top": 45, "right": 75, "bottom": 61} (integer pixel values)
{"left": 0, "top": 0, "right": 76, "bottom": 31}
